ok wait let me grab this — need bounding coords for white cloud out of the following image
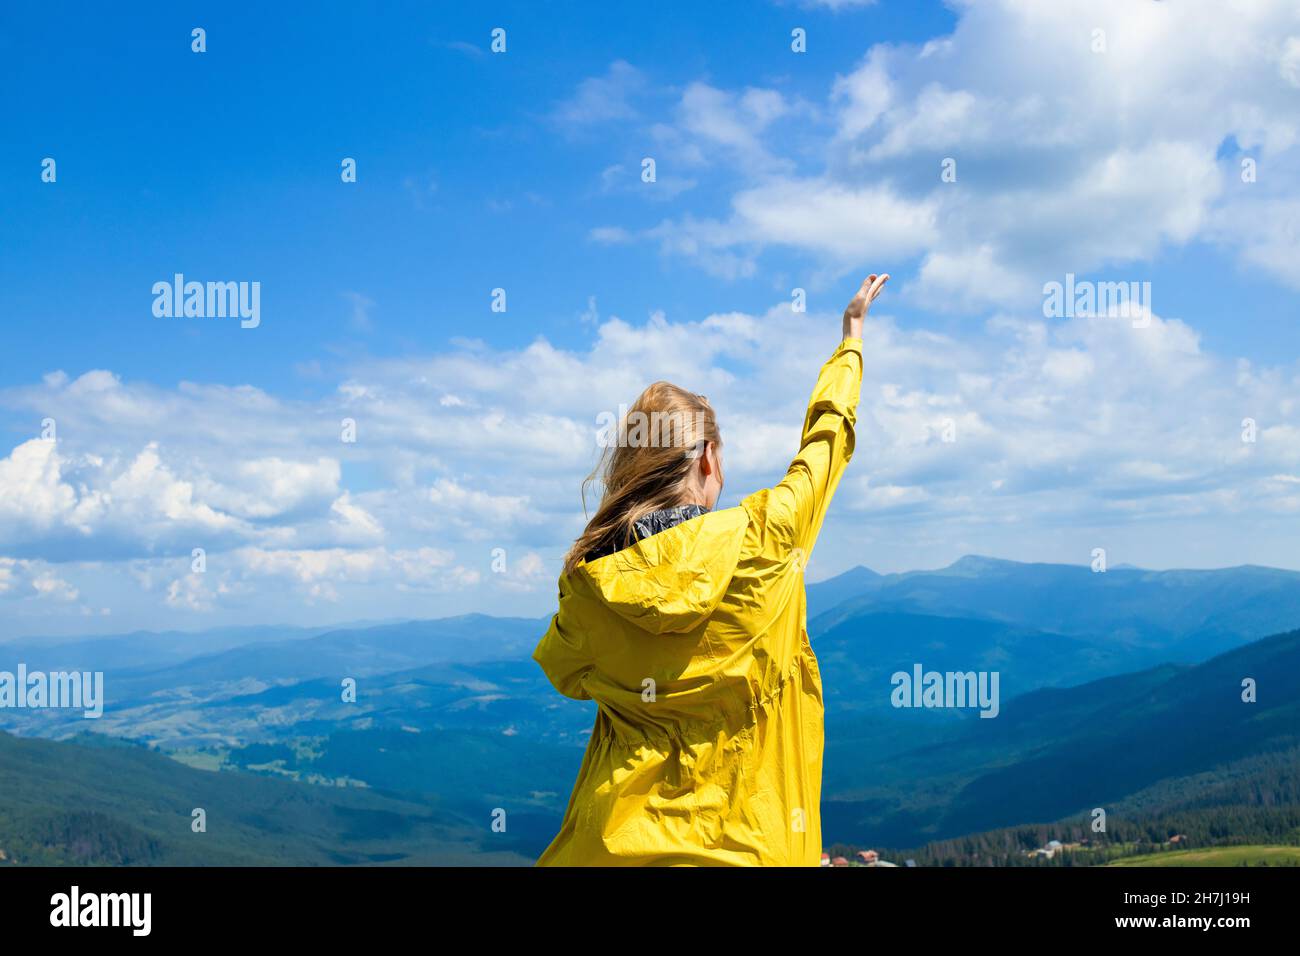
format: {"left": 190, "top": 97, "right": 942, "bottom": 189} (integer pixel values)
{"left": 0, "top": 556, "right": 91, "bottom": 612}
{"left": 330, "top": 493, "right": 384, "bottom": 542}
{"left": 675, "top": 83, "right": 796, "bottom": 174}
{"left": 578, "top": 0, "right": 1300, "bottom": 299}
{"left": 426, "top": 479, "right": 533, "bottom": 528}
{"left": 238, "top": 545, "right": 477, "bottom": 601}
{"left": 4, "top": 289, "right": 1300, "bottom": 629}
{"left": 165, "top": 572, "right": 229, "bottom": 612}
{"left": 30, "top": 571, "right": 79, "bottom": 603}
{"left": 198, "top": 457, "right": 340, "bottom": 520}
{"left": 552, "top": 60, "right": 646, "bottom": 128}
{"left": 343, "top": 292, "right": 376, "bottom": 332}
{"left": 0, "top": 439, "right": 86, "bottom": 533}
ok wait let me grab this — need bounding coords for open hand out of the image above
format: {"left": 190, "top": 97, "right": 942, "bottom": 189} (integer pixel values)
{"left": 842, "top": 273, "right": 889, "bottom": 339}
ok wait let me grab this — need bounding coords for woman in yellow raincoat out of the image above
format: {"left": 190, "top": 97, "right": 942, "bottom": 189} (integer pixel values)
{"left": 532, "top": 274, "right": 889, "bottom": 865}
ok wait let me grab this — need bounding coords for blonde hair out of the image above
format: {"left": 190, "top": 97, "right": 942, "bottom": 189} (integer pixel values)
{"left": 563, "top": 381, "right": 720, "bottom": 576}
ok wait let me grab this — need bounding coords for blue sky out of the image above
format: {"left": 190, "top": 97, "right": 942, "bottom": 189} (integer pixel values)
{"left": 3, "top": 0, "right": 961, "bottom": 391}
{"left": 2, "top": 0, "right": 1299, "bottom": 637}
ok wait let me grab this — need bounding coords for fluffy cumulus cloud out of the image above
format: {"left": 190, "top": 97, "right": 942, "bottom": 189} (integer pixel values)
{"left": 590, "top": 0, "right": 1300, "bottom": 302}
{"left": 0, "top": 558, "right": 81, "bottom": 604}
{"left": 4, "top": 286, "right": 1300, "bottom": 632}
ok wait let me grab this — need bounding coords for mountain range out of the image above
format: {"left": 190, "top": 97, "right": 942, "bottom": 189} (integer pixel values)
{"left": 2, "top": 555, "right": 1298, "bottom": 864}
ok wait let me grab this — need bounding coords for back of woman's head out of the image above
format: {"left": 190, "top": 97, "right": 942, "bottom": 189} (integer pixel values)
{"left": 562, "top": 381, "right": 720, "bottom": 576}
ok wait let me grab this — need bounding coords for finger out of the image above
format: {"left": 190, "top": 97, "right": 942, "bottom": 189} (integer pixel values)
{"left": 867, "top": 273, "right": 889, "bottom": 302}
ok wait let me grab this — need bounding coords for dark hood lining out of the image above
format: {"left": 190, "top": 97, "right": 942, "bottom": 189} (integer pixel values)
{"left": 584, "top": 504, "right": 710, "bottom": 564}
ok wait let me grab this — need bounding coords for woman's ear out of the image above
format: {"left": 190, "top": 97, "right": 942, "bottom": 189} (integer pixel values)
{"left": 702, "top": 442, "right": 718, "bottom": 477}
{"left": 708, "top": 442, "right": 724, "bottom": 506}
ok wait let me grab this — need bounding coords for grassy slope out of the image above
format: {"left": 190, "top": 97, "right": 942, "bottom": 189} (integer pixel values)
{"left": 1107, "top": 846, "right": 1300, "bottom": 867}
{"left": 0, "top": 731, "right": 534, "bottom": 866}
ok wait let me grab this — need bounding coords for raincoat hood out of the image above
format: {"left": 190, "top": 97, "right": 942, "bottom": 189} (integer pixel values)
{"left": 576, "top": 506, "right": 749, "bottom": 635}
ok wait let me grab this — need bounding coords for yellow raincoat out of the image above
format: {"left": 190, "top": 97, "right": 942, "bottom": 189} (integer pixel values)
{"left": 532, "top": 336, "right": 863, "bottom": 865}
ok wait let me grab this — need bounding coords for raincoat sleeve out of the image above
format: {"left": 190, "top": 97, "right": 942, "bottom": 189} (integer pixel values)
{"left": 532, "top": 578, "right": 594, "bottom": 701}
{"left": 768, "top": 336, "right": 862, "bottom": 555}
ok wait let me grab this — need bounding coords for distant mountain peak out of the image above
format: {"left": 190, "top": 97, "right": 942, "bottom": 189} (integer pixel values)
{"left": 946, "top": 555, "right": 1019, "bottom": 573}
{"left": 842, "top": 564, "right": 882, "bottom": 579}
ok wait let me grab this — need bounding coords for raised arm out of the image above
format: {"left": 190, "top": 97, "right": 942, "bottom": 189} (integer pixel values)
{"left": 768, "top": 274, "right": 888, "bottom": 556}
